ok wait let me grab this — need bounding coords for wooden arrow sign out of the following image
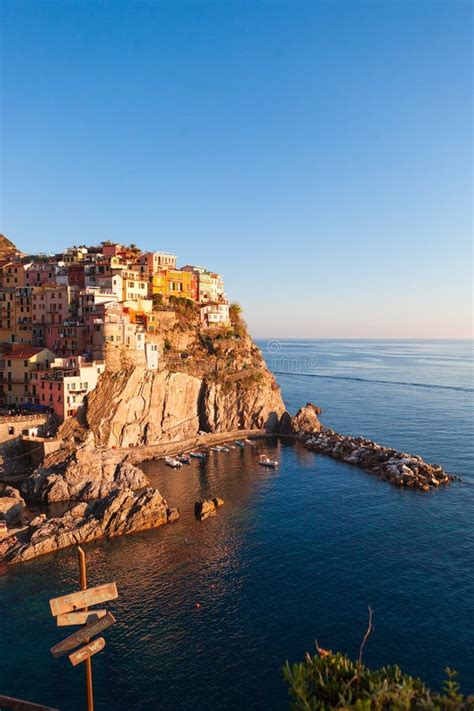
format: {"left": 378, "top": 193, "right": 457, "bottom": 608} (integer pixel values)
{"left": 69, "top": 637, "right": 106, "bottom": 667}
{"left": 49, "top": 582, "right": 118, "bottom": 617}
{"left": 50, "top": 611, "right": 115, "bottom": 659}
{"left": 56, "top": 609, "right": 107, "bottom": 627}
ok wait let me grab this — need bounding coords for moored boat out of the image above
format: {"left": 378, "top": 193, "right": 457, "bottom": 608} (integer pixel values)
{"left": 190, "top": 451, "right": 207, "bottom": 460}
{"left": 258, "top": 454, "right": 278, "bottom": 468}
{"left": 244, "top": 438, "right": 255, "bottom": 446}
{"left": 234, "top": 440, "right": 245, "bottom": 448}
{"left": 176, "top": 453, "right": 191, "bottom": 464}
{"left": 165, "top": 456, "right": 182, "bottom": 468}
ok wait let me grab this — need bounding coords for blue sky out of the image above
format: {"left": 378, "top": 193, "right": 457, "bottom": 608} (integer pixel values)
{"left": 1, "top": 0, "right": 472, "bottom": 338}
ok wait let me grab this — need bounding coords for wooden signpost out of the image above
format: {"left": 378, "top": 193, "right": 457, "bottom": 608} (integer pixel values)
{"left": 48, "top": 547, "right": 118, "bottom": 711}
{"left": 50, "top": 612, "right": 115, "bottom": 659}
{"left": 69, "top": 638, "right": 106, "bottom": 668}
{"left": 56, "top": 610, "right": 107, "bottom": 627}
{"left": 49, "top": 583, "right": 118, "bottom": 617}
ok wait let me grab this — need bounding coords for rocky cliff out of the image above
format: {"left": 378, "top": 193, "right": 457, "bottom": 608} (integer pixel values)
{"left": 23, "top": 314, "right": 285, "bottom": 502}
{"left": 66, "top": 321, "right": 285, "bottom": 449}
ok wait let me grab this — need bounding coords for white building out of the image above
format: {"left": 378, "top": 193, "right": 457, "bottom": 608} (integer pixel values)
{"left": 200, "top": 302, "right": 230, "bottom": 327}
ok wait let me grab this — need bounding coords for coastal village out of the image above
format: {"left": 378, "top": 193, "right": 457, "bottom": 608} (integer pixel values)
{"left": 0, "top": 234, "right": 231, "bottom": 422}
{"left": 0, "top": 233, "right": 457, "bottom": 569}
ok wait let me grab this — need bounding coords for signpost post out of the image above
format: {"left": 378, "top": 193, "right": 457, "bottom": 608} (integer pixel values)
{"left": 79, "top": 547, "right": 94, "bottom": 711}
{"left": 48, "top": 546, "right": 118, "bottom": 711}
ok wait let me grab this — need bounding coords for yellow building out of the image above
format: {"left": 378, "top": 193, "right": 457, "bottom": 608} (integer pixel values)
{"left": 150, "top": 269, "right": 196, "bottom": 301}
{"left": 0, "top": 345, "right": 55, "bottom": 405}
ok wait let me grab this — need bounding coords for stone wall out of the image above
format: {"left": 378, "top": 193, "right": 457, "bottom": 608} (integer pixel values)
{"left": 0, "top": 415, "right": 47, "bottom": 453}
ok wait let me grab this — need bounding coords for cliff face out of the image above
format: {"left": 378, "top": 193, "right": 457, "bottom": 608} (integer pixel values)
{"left": 75, "top": 325, "right": 285, "bottom": 448}
{"left": 24, "top": 311, "right": 285, "bottom": 504}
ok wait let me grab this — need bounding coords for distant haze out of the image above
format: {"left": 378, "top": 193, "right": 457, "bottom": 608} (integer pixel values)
{"left": 1, "top": 0, "right": 472, "bottom": 338}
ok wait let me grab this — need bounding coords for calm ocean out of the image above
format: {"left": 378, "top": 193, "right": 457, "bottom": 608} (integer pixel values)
{"left": 1, "top": 340, "right": 473, "bottom": 710}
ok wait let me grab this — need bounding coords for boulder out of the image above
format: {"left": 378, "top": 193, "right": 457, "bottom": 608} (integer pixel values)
{"left": 194, "top": 497, "right": 224, "bottom": 521}
{"left": 0, "top": 486, "right": 26, "bottom": 526}
{"left": 291, "top": 403, "right": 322, "bottom": 434}
{"left": 0, "top": 487, "right": 180, "bottom": 564}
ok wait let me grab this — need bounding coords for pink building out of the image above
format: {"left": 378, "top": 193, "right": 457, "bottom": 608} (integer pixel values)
{"left": 44, "top": 322, "right": 87, "bottom": 356}
{"left": 25, "top": 263, "right": 57, "bottom": 287}
{"left": 32, "top": 284, "right": 79, "bottom": 325}
{"left": 102, "top": 243, "right": 122, "bottom": 258}
{"left": 30, "top": 355, "right": 106, "bottom": 420}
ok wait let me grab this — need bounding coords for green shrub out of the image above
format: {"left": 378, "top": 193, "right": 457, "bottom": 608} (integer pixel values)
{"left": 283, "top": 651, "right": 473, "bottom": 710}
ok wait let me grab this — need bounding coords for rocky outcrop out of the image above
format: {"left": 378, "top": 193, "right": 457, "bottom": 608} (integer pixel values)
{"left": 0, "top": 486, "right": 26, "bottom": 526}
{"left": 82, "top": 368, "right": 284, "bottom": 449}
{"left": 194, "top": 497, "right": 224, "bottom": 521}
{"left": 297, "top": 426, "right": 455, "bottom": 492}
{"left": 0, "top": 233, "right": 23, "bottom": 259}
{"left": 23, "top": 315, "right": 285, "bottom": 503}
{"left": 291, "top": 403, "right": 322, "bottom": 433}
{"left": 22, "top": 444, "right": 149, "bottom": 502}
{"left": 0, "top": 487, "right": 180, "bottom": 564}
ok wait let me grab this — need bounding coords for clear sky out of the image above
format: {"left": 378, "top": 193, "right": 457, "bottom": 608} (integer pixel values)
{"left": 1, "top": 0, "right": 472, "bottom": 338}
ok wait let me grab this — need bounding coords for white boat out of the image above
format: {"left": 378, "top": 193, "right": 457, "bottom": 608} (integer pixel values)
{"left": 244, "top": 438, "right": 255, "bottom": 446}
{"left": 258, "top": 455, "right": 278, "bottom": 468}
{"left": 234, "top": 440, "right": 245, "bottom": 448}
{"left": 165, "top": 456, "right": 182, "bottom": 468}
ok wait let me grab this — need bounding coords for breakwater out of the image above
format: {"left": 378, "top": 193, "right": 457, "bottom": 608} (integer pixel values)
{"left": 296, "top": 426, "right": 456, "bottom": 491}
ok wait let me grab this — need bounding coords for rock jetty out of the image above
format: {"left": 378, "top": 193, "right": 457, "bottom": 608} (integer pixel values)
{"left": 291, "top": 404, "right": 455, "bottom": 491}
{"left": 0, "top": 487, "right": 179, "bottom": 564}
{"left": 194, "top": 497, "right": 224, "bottom": 521}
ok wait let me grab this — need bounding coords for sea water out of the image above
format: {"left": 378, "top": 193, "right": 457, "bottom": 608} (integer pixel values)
{"left": 0, "top": 340, "right": 472, "bottom": 710}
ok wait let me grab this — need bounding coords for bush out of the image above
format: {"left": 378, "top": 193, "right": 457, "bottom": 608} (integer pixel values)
{"left": 283, "top": 651, "right": 473, "bottom": 710}
{"left": 163, "top": 338, "right": 173, "bottom": 352}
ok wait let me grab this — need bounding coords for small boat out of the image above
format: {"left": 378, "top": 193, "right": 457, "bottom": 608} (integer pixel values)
{"left": 244, "top": 438, "right": 255, "bottom": 446}
{"left": 210, "top": 446, "right": 221, "bottom": 453}
{"left": 258, "top": 455, "right": 278, "bottom": 468}
{"left": 190, "top": 451, "right": 207, "bottom": 460}
{"left": 165, "top": 456, "right": 182, "bottom": 468}
{"left": 220, "top": 446, "right": 230, "bottom": 453}
{"left": 234, "top": 440, "right": 245, "bottom": 448}
{"left": 176, "top": 453, "right": 191, "bottom": 465}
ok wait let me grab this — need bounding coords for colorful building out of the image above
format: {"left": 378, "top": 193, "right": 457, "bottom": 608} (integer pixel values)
{"left": 200, "top": 302, "right": 231, "bottom": 327}
{"left": 30, "top": 356, "right": 105, "bottom": 419}
{"left": 0, "top": 346, "right": 56, "bottom": 405}
{"left": 1, "top": 262, "right": 30, "bottom": 288}
{"left": 32, "top": 284, "right": 79, "bottom": 325}
{"left": 150, "top": 269, "right": 197, "bottom": 301}
{"left": 140, "top": 251, "right": 177, "bottom": 273}
{"left": 182, "top": 265, "right": 224, "bottom": 303}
